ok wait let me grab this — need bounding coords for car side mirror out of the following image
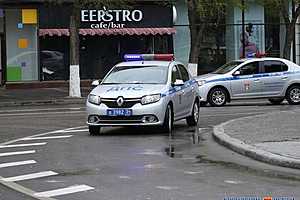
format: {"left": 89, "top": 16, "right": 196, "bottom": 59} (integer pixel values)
{"left": 233, "top": 71, "right": 241, "bottom": 76}
{"left": 91, "top": 80, "right": 100, "bottom": 87}
{"left": 173, "top": 79, "right": 184, "bottom": 86}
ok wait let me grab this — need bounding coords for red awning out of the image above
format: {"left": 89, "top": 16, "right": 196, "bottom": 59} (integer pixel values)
{"left": 39, "top": 29, "right": 70, "bottom": 37}
{"left": 39, "top": 28, "right": 176, "bottom": 37}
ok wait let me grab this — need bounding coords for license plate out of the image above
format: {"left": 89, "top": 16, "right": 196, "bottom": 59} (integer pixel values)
{"left": 106, "top": 109, "right": 132, "bottom": 116}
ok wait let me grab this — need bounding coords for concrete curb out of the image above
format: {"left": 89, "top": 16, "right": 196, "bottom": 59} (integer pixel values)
{"left": 213, "top": 112, "right": 300, "bottom": 169}
{"left": 0, "top": 98, "right": 87, "bottom": 107}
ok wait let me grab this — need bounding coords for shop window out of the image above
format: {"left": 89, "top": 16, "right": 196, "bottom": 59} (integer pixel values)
{"left": 39, "top": 36, "right": 69, "bottom": 80}
{"left": 6, "top": 9, "right": 38, "bottom": 81}
{"left": 154, "top": 35, "right": 173, "bottom": 54}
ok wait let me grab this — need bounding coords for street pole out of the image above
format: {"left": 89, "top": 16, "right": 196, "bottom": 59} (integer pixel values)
{"left": 242, "top": 0, "right": 245, "bottom": 58}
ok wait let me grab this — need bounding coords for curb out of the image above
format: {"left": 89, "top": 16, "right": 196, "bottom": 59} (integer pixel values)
{"left": 213, "top": 112, "right": 300, "bottom": 169}
{"left": 0, "top": 98, "right": 87, "bottom": 107}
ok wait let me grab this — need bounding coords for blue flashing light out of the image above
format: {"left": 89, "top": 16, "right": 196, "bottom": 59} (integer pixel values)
{"left": 124, "top": 54, "right": 174, "bottom": 62}
{"left": 124, "top": 54, "right": 144, "bottom": 61}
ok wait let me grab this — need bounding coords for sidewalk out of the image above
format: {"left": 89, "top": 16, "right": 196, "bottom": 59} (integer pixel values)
{"left": 213, "top": 108, "right": 300, "bottom": 169}
{"left": 0, "top": 87, "right": 91, "bottom": 107}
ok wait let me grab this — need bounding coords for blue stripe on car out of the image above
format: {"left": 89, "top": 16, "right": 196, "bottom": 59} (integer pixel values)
{"left": 161, "top": 79, "right": 197, "bottom": 98}
{"left": 204, "top": 71, "right": 300, "bottom": 84}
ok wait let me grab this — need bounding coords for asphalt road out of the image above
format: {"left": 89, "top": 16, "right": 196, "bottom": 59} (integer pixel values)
{"left": 0, "top": 100, "right": 299, "bottom": 200}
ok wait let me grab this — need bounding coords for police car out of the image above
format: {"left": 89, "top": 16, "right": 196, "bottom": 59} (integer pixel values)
{"left": 196, "top": 57, "right": 300, "bottom": 106}
{"left": 86, "top": 54, "right": 200, "bottom": 135}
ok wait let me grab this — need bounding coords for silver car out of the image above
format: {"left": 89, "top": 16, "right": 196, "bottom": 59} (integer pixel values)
{"left": 196, "top": 57, "right": 300, "bottom": 106}
{"left": 86, "top": 54, "right": 200, "bottom": 135}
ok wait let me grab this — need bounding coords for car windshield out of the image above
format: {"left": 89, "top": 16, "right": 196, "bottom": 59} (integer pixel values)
{"left": 212, "top": 61, "right": 244, "bottom": 74}
{"left": 102, "top": 65, "right": 168, "bottom": 84}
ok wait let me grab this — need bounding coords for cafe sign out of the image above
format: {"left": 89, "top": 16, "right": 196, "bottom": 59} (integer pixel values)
{"left": 81, "top": 9, "right": 144, "bottom": 29}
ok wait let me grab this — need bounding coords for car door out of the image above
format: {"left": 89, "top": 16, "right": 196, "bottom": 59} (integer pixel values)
{"left": 171, "top": 65, "right": 184, "bottom": 119}
{"left": 259, "top": 60, "right": 289, "bottom": 96}
{"left": 231, "top": 61, "right": 264, "bottom": 98}
{"left": 177, "top": 64, "right": 194, "bottom": 117}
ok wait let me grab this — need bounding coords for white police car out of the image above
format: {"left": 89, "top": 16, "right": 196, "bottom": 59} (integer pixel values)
{"left": 196, "top": 57, "right": 300, "bottom": 106}
{"left": 86, "top": 54, "right": 200, "bottom": 135}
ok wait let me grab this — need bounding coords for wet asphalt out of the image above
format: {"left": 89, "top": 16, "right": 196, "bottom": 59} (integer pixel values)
{"left": 0, "top": 100, "right": 299, "bottom": 200}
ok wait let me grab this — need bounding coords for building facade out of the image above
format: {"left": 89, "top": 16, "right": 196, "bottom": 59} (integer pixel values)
{"left": 0, "top": 0, "right": 181, "bottom": 86}
{"left": 0, "top": 0, "right": 298, "bottom": 86}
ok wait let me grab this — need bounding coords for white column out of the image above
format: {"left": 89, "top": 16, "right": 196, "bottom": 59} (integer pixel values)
{"left": 69, "top": 65, "right": 81, "bottom": 98}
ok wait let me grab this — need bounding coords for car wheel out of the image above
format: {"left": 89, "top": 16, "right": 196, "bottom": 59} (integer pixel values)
{"left": 208, "top": 87, "right": 228, "bottom": 107}
{"left": 268, "top": 98, "right": 284, "bottom": 105}
{"left": 286, "top": 85, "right": 300, "bottom": 105}
{"left": 89, "top": 126, "right": 101, "bottom": 135}
{"left": 186, "top": 101, "right": 200, "bottom": 126}
{"left": 162, "top": 104, "right": 173, "bottom": 134}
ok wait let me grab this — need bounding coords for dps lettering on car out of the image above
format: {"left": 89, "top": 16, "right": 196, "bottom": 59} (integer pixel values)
{"left": 106, "top": 86, "right": 143, "bottom": 92}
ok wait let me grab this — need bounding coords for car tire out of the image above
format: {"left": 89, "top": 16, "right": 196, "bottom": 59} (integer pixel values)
{"left": 162, "top": 104, "right": 173, "bottom": 134}
{"left": 286, "top": 85, "right": 300, "bottom": 105}
{"left": 89, "top": 126, "right": 101, "bottom": 135}
{"left": 186, "top": 100, "right": 200, "bottom": 126}
{"left": 208, "top": 87, "right": 228, "bottom": 107}
{"left": 268, "top": 98, "right": 284, "bottom": 105}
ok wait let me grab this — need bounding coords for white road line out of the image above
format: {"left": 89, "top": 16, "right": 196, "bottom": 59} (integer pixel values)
{"left": 57, "top": 129, "right": 88, "bottom": 133}
{"left": 34, "top": 185, "right": 94, "bottom": 198}
{"left": 0, "top": 111, "right": 85, "bottom": 117}
{"left": 0, "top": 107, "right": 84, "bottom": 113}
{"left": 2, "top": 171, "right": 58, "bottom": 182}
{"left": 0, "top": 143, "right": 47, "bottom": 148}
{"left": 0, "top": 150, "right": 36, "bottom": 157}
{"left": 202, "top": 112, "right": 265, "bottom": 117}
{"left": 21, "top": 135, "right": 73, "bottom": 141}
{"left": 0, "top": 160, "right": 36, "bottom": 168}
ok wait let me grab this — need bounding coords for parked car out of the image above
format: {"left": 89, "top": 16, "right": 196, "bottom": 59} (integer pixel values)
{"left": 196, "top": 57, "right": 300, "bottom": 106}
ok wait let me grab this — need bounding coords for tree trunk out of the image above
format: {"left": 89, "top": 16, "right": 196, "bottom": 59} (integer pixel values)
{"left": 283, "top": 23, "right": 295, "bottom": 59}
{"left": 70, "top": 14, "right": 79, "bottom": 65}
{"left": 187, "top": 0, "right": 202, "bottom": 64}
{"left": 69, "top": 6, "right": 81, "bottom": 97}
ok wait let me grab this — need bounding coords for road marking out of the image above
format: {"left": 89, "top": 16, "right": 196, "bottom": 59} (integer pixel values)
{"left": 0, "top": 111, "right": 85, "bottom": 117}
{"left": 155, "top": 186, "right": 179, "bottom": 190}
{"left": 0, "top": 150, "right": 36, "bottom": 157}
{"left": 21, "top": 135, "right": 73, "bottom": 141}
{"left": 0, "top": 126, "right": 87, "bottom": 200}
{"left": 34, "top": 185, "right": 94, "bottom": 198}
{"left": 183, "top": 171, "right": 203, "bottom": 175}
{"left": 0, "top": 107, "right": 84, "bottom": 113}
{"left": 2, "top": 171, "right": 58, "bottom": 182}
{"left": 224, "top": 180, "right": 245, "bottom": 184}
{"left": 56, "top": 129, "right": 88, "bottom": 133}
{"left": 119, "top": 176, "right": 131, "bottom": 179}
{"left": 0, "top": 143, "right": 47, "bottom": 148}
{"left": 0, "top": 160, "right": 36, "bottom": 168}
{"left": 202, "top": 112, "right": 265, "bottom": 117}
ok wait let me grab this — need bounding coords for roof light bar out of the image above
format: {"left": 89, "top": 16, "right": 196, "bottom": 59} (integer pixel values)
{"left": 124, "top": 54, "right": 174, "bottom": 61}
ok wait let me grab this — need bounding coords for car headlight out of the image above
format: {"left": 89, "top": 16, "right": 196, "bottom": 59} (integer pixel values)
{"left": 141, "top": 94, "right": 161, "bottom": 105}
{"left": 197, "top": 80, "right": 206, "bottom": 86}
{"left": 88, "top": 94, "right": 101, "bottom": 105}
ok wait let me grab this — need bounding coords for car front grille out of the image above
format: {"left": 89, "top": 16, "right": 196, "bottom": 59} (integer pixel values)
{"left": 98, "top": 115, "right": 144, "bottom": 124}
{"left": 101, "top": 98, "right": 140, "bottom": 108}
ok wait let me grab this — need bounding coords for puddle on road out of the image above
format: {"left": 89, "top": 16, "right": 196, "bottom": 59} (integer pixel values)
{"left": 165, "top": 125, "right": 210, "bottom": 159}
